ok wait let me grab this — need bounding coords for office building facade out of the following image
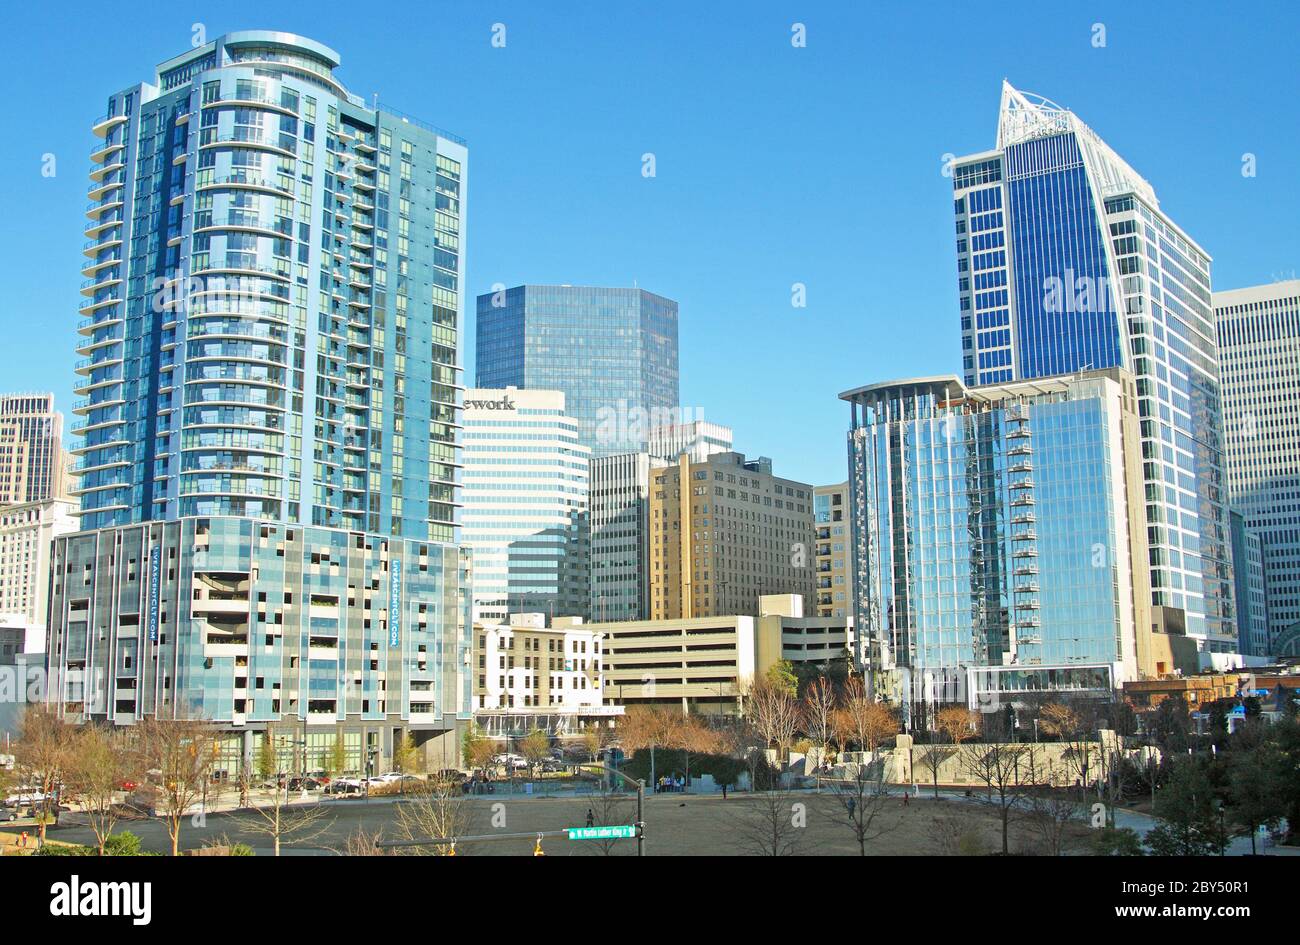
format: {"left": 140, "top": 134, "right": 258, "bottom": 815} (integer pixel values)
{"left": 462, "top": 388, "right": 589, "bottom": 623}
{"left": 842, "top": 369, "right": 1152, "bottom": 707}
{"left": 1229, "top": 510, "right": 1270, "bottom": 657}
{"left": 0, "top": 498, "right": 79, "bottom": 653}
{"left": 648, "top": 451, "right": 815, "bottom": 620}
{"left": 1215, "top": 280, "right": 1300, "bottom": 646}
{"left": 588, "top": 422, "right": 733, "bottom": 623}
{"left": 950, "top": 82, "right": 1234, "bottom": 653}
{"left": 814, "top": 482, "right": 853, "bottom": 618}
{"left": 0, "top": 394, "right": 68, "bottom": 505}
{"left": 77, "top": 31, "right": 466, "bottom": 541}
{"left": 475, "top": 285, "right": 679, "bottom": 456}
{"left": 589, "top": 451, "right": 651, "bottom": 623}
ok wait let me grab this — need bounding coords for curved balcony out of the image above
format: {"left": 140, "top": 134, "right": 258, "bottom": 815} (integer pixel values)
{"left": 201, "top": 94, "right": 297, "bottom": 117}
{"left": 82, "top": 233, "right": 122, "bottom": 257}
{"left": 85, "top": 196, "right": 125, "bottom": 219}
{"left": 79, "top": 272, "right": 122, "bottom": 296}
{"left": 84, "top": 213, "right": 123, "bottom": 239}
{"left": 80, "top": 254, "right": 122, "bottom": 278}
{"left": 199, "top": 134, "right": 295, "bottom": 158}
{"left": 87, "top": 177, "right": 124, "bottom": 202}
{"left": 90, "top": 140, "right": 124, "bottom": 164}
{"left": 91, "top": 113, "right": 129, "bottom": 137}
{"left": 73, "top": 453, "right": 131, "bottom": 475}
{"left": 196, "top": 172, "right": 294, "bottom": 197}
{"left": 75, "top": 333, "right": 122, "bottom": 356}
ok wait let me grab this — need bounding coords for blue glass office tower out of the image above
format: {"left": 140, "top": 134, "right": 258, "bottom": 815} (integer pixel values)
{"left": 54, "top": 33, "right": 471, "bottom": 769}
{"left": 842, "top": 370, "right": 1152, "bottom": 707}
{"left": 475, "top": 285, "right": 679, "bottom": 456}
{"left": 77, "top": 31, "right": 466, "bottom": 543}
{"left": 950, "top": 82, "right": 1235, "bottom": 652}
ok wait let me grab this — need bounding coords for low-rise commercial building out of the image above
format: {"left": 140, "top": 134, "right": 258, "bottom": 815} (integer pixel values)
{"left": 473, "top": 613, "right": 620, "bottom": 736}
{"left": 592, "top": 594, "right": 851, "bottom": 715}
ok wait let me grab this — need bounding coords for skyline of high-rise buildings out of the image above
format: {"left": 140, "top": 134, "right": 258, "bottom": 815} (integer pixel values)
{"left": 5, "top": 29, "right": 1295, "bottom": 756}
{"left": 951, "top": 81, "right": 1236, "bottom": 654}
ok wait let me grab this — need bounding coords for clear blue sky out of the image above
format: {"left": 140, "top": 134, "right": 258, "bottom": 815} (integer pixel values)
{"left": 3, "top": 0, "right": 1297, "bottom": 485}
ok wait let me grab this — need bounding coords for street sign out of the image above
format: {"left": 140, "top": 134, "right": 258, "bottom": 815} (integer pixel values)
{"left": 566, "top": 824, "right": 637, "bottom": 841}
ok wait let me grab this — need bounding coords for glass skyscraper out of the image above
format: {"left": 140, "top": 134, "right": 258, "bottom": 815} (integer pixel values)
{"left": 475, "top": 285, "right": 679, "bottom": 456}
{"left": 77, "top": 31, "right": 466, "bottom": 542}
{"left": 842, "top": 369, "right": 1151, "bottom": 707}
{"left": 50, "top": 33, "right": 472, "bottom": 771}
{"left": 950, "top": 82, "right": 1235, "bottom": 652}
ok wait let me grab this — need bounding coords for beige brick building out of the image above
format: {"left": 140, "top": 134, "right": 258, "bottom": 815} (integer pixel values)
{"left": 648, "top": 452, "right": 814, "bottom": 620}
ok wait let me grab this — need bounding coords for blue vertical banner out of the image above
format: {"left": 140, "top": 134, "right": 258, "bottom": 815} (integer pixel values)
{"left": 389, "top": 562, "right": 401, "bottom": 648}
{"left": 147, "top": 544, "right": 161, "bottom": 643}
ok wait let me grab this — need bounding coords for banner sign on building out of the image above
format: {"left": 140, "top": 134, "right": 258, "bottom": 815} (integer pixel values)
{"left": 389, "top": 563, "right": 401, "bottom": 648}
{"left": 147, "top": 544, "right": 161, "bottom": 643}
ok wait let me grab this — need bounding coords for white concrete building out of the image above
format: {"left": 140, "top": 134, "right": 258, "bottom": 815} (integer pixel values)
{"left": 462, "top": 388, "right": 590, "bottom": 624}
{"left": 0, "top": 497, "right": 78, "bottom": 652}
{"left": 647, "top": 420, "right": 733, "bottom": 464}
{"left": 1215, "top": 280, "right": 1300, "bottom": 647}
{"left": 473, "top": 613, "right": 618, "bottom": 736}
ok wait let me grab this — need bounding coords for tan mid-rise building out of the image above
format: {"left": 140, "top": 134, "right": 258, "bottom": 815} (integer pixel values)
{"left": 648, "top": 451, "right": 814, "bottom": 620}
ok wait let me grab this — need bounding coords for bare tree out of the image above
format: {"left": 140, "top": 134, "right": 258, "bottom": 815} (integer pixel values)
{"left": 927, "top": 812, "right": 987, "bottom": 856}
{"left": 13, "top": 705, "right": 75, "bottom": 847}
{"left": 391, "top": 776, "right": 476, "bottom": 855}
{"left": 915, "top": 743, "right": 959, "bottom": 800}
{"left": 961, "top": 740, "right": 1039, "bottom": 855}
{"left": 832, "top": 762, "right": 896, "bottom": 854}
{"left": 238, "top": 777, "right": 334, "bottom": 856}
{"left": 134, "top": 715, "right": 221, "bottom": 856}
{"left": 63, "top": 726, "right": 141, "bottom": 855}
{"left": 1023, "top": 788, "right": 1084, "bottom": 856}
{"left": 731, "top": 786, "right": 805, "bottom": 856}
{"left": 747, "top": 676, "right": 801, "bottom": 765}
{"left": 580, "top": 781, "right": 637, "bottom": 856}
{"left": 335, "top": 826, "right": 391, "bottom": 856}
{"left": 803, "top": 676, "right": 837, "bottom": 757}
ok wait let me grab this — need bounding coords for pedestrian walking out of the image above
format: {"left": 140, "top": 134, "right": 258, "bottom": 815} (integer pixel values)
{"left": 586, "top": 808, "right": 594, "bottom": 827}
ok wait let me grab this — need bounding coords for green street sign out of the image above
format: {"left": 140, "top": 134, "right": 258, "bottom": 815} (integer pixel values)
{"left": 567, "top": 824, "right": 638, "bottom": 841}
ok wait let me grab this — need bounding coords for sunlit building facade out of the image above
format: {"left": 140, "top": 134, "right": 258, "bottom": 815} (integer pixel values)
{"left": 475, "top": 285, "right": 679, "bottom": 456}
{"left": 842, "top": 369, "right": 1153, "bottom": 707}
{"left": 950, "top": 81, "right": 1234, "bottom": 653}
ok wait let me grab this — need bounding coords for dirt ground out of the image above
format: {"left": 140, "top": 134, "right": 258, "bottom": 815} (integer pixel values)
{"left": 15, "top": 790, "right": 1066, "bottom": 856}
